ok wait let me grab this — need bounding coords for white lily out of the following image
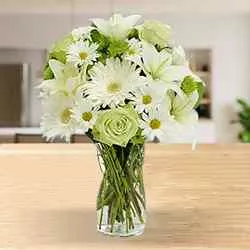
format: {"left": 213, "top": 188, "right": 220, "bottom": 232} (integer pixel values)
{"left": 91, "top": 14, "right": 141, "bottom": 39}
{"left": 141, "top": 42, "right": 186, "bottom": 96}
{"left": 161, "top": 91, "right": 199, "bottom": 143}
{"left": 172, "top": 46, "right": 188, "bottom": 66}
{"left": 171, "top": 46, "right": 204, "bottom": 84}
{"left": 39, "top": 59, "right": 82, "bottom": 97}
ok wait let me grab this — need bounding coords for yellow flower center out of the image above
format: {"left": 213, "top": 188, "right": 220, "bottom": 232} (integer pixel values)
{"left": 142, "top": 95, "right": 152, "bottom": 105}
{"left": 79, "top": 52, "right": 88, "bottom": 60}
{"left": 107, "top": 82, "right": 121, "bottom": 93}
{"left": 150, "top": 119, "right": 161, "bottom": 129}
{"left": 61, "top": 108, "right": 72, "bottom": 124}
{"left": 82, "top": 112, "right": 93, "bottom": 121}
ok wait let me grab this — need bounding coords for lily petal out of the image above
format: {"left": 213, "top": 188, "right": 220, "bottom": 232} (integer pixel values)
{"left": 124, "top": 15, "right": 141, "bottom": 27}
{"left": 142, "top": 42, "right": 171, "bottom": 78}
{"left": 162, "top": 65, "right": 191, "bottom": 83}
{"left": 173, "top": 91, "right": 199, "bottom": 115}
{"left": 175, "top": 109, "right": 198, "bottom": 125}
{"left": 48, "top": 59, "right": 65, "bottom": 79}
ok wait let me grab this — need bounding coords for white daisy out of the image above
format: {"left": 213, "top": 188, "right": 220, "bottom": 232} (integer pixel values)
{"left": 140, "top": 104, "right": 170, "bottom": 142}
{"left": 91, "top": 14, "right": 141, "bottom": 40}
{"left": 39, "top": 59, "right": 81, "bottom": 97}
{"left": 129, "top": 85, "right": 163, "bottom": 113}
{"left": 124, "top": 38, "right": 143, "bottom": 64}
{"left": 66, "top": 40, "right": 99, "bottom": 67}
{"left": 41, "top": 93, "right": 76, "bottom": 142}
{"left": 85, "top": 58, "right": 145, "bottom": 108}
{"left": 72, "top": 97, "right": 97, "bottom": 133}
{"left": 72, "top": 26, "right": 94, "bottom": 41}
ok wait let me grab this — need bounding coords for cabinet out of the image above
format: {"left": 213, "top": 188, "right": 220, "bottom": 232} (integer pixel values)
{"left": 186, "top": 49, "right": 212, "bottom": 119}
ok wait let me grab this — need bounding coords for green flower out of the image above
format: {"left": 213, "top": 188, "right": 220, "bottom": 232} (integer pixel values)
{"left": 139, "top": 20, "right": 171, "bottom": 48}
{"left": 93, "top": 105, "right": 139, "bottom": 147}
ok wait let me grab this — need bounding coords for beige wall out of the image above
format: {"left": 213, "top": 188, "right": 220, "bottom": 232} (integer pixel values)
{"left": 0, "top": 0, "right": 250, "bottom": 14}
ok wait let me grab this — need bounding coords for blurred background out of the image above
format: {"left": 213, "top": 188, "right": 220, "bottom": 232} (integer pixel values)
{"left": 0, "top": 0, "right": 249, "bottom": 144}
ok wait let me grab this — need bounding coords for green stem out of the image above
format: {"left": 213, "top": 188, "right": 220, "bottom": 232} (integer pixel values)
{"left": 99, "top": 207, "right": 103, "bottom": 230}
{"left": 96, "top": 142, "right": 145, "bottom": 233}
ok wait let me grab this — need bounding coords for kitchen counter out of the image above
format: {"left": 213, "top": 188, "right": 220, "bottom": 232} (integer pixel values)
{"left": 0, "top": 127, "right": 42, "bottom": 135}
{"left": 0, "top": 144, "right": 249, "bottom": 249}
{"left": 0, "top": 119, "right": 216, "bottom": 143}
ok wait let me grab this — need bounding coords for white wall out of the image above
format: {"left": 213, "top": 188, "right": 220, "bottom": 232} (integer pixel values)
{"left": 0, "top": 13, "right": 249, "bottom": 142}
{"left": 161, "top": 14, "right": 250, "bottom": 142}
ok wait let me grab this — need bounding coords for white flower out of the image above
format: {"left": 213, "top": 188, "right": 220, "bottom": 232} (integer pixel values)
{"left": 141, "top": 42, "right": 193, "bottom": 96}
{"left": 72, "top": 97, "right": 97, "bottom": 133}
{"left": 85, "top": 58, "right": 145, "bottom": 108}
{"left": 142, "top": 42, "right": 171, "bottom": 79}
{"left": 160, "top": 91, "right": 199, "bottom": 143}
{"left": 171, "top": 91, "right": 199, "bottom": 125}
{"left": 72, "top": 26, "right": 94, "bottom": 41}
{"left": 129, "top": 85, "right": 163, "bottom": 113}
{"left": 39, "top": 59, "right": 81, "bottom": 96}
{"left": 138, "top": 20, "right": 171, "bottom": 48}
{"left": 124, "top": 38, "right": 143, "bottom": 64}
{"left": 140, "top": 105, "right": 170, "bottom": 142}
{"left": 91, "top": 14, "right": 141, "bottom": 39}
{"left": 141, "top": 91, "right": 199, "bottom": 143}
{"left": 66, "top": 40, "right": 99, "bottom": 67}
{"left": 141, "top": 42, "right": 184, "bottom": 95}
{"left": 172, "top": 46, "right": 188, "bottom": 66}
{"left": 41, "top": 93, "right": 76, "bottom": 142}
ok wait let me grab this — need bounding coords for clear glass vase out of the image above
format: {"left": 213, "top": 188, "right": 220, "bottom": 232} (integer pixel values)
{"left": 96, "top": 142, "right": 146, "bottom": 237}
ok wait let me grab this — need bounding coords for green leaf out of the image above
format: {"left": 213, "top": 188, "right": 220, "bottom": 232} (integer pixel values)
{"left": 236, "top": 98, "right": 250, "bottom": 141}
{"left": 43, "top": 64, "right": 54, "bottom": 80}
{"left": 181, "top": 76, "right": 205, "bottom": 108}
{"left": 237, "top": 98, "right": 250, "bottom": 110}
{"left": 130, "top": 129, "right": 145, "bottom": 145}
{"left": 128, "top": 28, "right": 139, "bottom": 40}
{"left": 195, "top": 81, "right": 205, "bottom": 109}
{"left": 43, "top": 33, "right": 74, "bottom": 79}
{"left": 51, "top": 34, "right": 74, "bottom": 52}
{"left": 90, "top": 29, "right": 109, "bottom": 50}
{"left": 49, "top": 50, "right": 66, "bottom": 64}
{"left": 239, "top": 131, "right": 250, "bottom": 143}
{"left": 108, "top": 39, "right": 129, "bottom": 58}
{"left": 47, "top": 34, "right": 74, "bottom": 64}
{"left": 181, "top": 76, "right": 199, "bottom": 94}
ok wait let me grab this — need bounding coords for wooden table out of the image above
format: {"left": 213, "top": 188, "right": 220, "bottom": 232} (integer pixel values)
{"left": 0, "top": 144, "right": 250, "bottom": 250}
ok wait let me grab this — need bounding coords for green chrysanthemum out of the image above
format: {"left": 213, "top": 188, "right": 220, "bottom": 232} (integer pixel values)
{"left": 93, "top": 105, "right": 139, "bottom": 147}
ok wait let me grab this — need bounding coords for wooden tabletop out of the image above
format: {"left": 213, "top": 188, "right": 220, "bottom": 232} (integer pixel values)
{"left": 0, "top": 144, "right": 250, "bottom": 250}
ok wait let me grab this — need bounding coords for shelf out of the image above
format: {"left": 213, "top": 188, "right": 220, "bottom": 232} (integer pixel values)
{"left": 195, "top": 71, "right": 211, "bottom": 78}
{"left": 200, "top": 98, "right": 211, "bottom": 105}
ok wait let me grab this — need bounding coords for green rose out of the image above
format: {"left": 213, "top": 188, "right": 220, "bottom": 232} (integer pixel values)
{"left": 93, "top": 105, "right": 139, "bottom": 147}
{"left": 139, "top": 20, "right": 171, "bottom": 48}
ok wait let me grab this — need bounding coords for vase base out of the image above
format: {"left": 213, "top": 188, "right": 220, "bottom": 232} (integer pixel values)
{"left": 97, "top": 224, "right": 145, "bottom": 237}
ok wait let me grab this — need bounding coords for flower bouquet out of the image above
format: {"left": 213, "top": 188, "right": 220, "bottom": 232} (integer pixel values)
{"left": 39, "top": 14, "right": 204, "bottom": 237}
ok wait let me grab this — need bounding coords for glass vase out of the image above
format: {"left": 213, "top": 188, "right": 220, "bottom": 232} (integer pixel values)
{"left": 96, "top": 142, "right": 146, "bottom": 237}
